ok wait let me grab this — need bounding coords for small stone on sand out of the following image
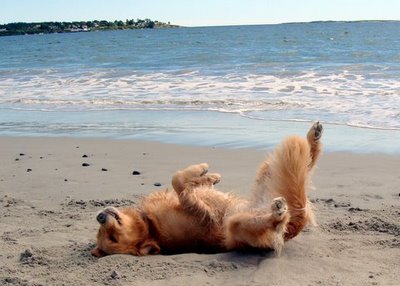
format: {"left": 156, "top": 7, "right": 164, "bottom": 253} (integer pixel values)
{"left": 110, "top": 270, "right": 119, "bottom": 279}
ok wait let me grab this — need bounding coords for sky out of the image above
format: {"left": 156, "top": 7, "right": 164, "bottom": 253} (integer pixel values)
{"left": 1, "top": 0, "right": 400, "bottom": 27}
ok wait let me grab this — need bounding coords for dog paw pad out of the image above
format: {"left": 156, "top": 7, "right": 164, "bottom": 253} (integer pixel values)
{"left": 271, "top": 197, "right": 288, "bottom": 217}
{"left": 312, "top": 121, "right": 323, "bottom": 141}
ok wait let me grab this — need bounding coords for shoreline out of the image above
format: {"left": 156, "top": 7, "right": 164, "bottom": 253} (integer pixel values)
{"left": 1, "top": 131, "right": 400, "bottom": 154}
{"left": 1, "top": 135, "right": 399, "bottom": 285}
{"left": 1, "top": 109, "right": 400, "bottom": 155}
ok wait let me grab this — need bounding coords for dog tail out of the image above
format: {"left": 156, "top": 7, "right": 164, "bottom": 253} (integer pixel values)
{"left": 253, "top": 135, "right": 315, "bottom": 240}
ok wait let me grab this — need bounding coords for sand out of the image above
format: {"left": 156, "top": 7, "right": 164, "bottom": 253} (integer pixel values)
{"left": 0, "top": 136, "right": 399, "bottom": 286}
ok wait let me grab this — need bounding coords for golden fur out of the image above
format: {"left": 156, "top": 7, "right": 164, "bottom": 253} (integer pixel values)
{"left": 91, "top": 122, "right": 323, "bottom": 257}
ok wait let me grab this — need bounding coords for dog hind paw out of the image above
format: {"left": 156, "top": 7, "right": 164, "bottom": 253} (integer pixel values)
{"left": 271, "top": 197, "right": 288, "bottom": 217}
{"left": 308, "top": 121, "right": 323, "bottom": 142}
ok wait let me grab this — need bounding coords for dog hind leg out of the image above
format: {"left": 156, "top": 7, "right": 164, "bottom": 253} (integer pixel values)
{"left": 307, "top": 121, "right": 323, "bottom": 170}
{"left": 225, "top": 197, "right": 290, "bottom": 255}
{"left": 251, "top": 122, "right": 323, "bottom": 240}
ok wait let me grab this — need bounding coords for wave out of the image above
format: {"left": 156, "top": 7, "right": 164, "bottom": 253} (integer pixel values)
{"left": 3, "top": 97, "right": 305, "bottom": 110}
{"left": 0, "top": 69, "right": 399, "bottom": 131}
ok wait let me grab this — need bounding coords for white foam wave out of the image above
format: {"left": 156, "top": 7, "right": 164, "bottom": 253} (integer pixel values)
{"left": 0, "top": 69, "right": 399, "bottom": 130}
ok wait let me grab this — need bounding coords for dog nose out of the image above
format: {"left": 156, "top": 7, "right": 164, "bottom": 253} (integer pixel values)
{"left": 96, "top": 212, "right": 107, "bottom": 224}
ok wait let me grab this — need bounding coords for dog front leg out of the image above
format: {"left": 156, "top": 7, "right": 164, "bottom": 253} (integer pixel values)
{"left": 171, "top": 163, "right": 209, "bottom": 194}
{"left": 178, "top": 176, "right": 220, "bottom": 226}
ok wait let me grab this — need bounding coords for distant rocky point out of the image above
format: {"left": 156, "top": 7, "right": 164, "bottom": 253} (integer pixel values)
{"left": 0, "top": 19, "right": 179, "bottom": 36}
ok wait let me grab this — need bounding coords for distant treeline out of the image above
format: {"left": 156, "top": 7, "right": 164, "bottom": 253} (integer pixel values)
{"left": 0, "top": 19, "right": 178, "bottom": 36}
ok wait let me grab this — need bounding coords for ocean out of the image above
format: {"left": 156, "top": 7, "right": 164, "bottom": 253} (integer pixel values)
{"left": 0, "top": 22, "right": 399, "bottom": 153}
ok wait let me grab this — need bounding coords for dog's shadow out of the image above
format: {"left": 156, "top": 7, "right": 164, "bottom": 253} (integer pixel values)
{"left": 216, "top": 248, "right": 275, "bottom": 267}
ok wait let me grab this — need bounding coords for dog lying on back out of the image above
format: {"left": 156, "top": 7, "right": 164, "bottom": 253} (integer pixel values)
{"left": 91, "top": 122, "right": 323, "bottom": 257}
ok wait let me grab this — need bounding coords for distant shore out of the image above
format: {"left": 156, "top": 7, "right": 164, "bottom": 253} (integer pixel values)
{"left": 0, "top": 19, "right": 179, "bottom": 37}
{"left": 2, "top": 20, "right": 399, "bottom": 37}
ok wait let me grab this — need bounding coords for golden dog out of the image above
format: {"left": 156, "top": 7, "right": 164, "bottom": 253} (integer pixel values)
{"left": 91, "top": 122, "right": 323, "bottom": 257}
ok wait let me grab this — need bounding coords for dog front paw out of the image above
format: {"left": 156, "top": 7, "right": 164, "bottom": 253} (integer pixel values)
{"left": 185, "top": 163, "right": 209, "bottom": 177}
{"left": 207, "top": 173, "right": 221, "bottom": 185}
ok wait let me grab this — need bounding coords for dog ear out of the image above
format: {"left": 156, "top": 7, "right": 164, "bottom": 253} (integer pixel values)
{"left": 138, "top": 240, "right": 160, "bottom": 256}
{"left": 91, "top": 247, "right": 106, "bottom": 257}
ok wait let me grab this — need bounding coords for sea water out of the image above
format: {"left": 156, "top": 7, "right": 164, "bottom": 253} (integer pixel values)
{"left": 0, "top": 22, "right": 399, "bottom": 153}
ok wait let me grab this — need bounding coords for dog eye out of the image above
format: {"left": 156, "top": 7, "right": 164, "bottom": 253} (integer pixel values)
{"left": 109, "top": 234, "right": 118, "bottom": 243}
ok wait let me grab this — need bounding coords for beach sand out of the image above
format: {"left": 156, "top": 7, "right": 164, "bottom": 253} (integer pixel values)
{"left": 0, "top": 136, "right": 399, "bottom": 286}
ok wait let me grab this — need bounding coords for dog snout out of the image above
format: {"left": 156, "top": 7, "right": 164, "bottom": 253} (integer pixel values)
{"left": 96, "top": 212, "right": 107, "bottom": 224}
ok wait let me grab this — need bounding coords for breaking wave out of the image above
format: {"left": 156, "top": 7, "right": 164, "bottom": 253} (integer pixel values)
{"left": 0, "top": 69, "right": 399, "bottom": 130}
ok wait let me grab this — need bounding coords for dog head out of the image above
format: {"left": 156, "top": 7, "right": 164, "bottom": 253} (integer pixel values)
{"left": 91, "top": 207, "right": 160, "bottom": 257}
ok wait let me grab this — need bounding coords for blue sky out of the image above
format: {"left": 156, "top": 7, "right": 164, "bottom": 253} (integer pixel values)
{"left": 1, "top": 0, "right": 400, "bottom": 26}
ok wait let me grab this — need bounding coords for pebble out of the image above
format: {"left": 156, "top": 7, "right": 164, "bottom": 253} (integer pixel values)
{"left": 154, "top": 182, "right": 162, "bottom": 187}
{"left": 132, "top": 171, "right": 141, "bottom": 175}
{"left": 348, "top": 207, "right": 363, "bottom": 212}
{"left": 82, "top": 163, "right": 90, "bottom": 167}
{"left": 19, "top": 153, "right": 25, "bottom": 156}
{"left": 20, "top": 249, "right": 33, "bottom": 261}
{"left": 334, "top": 202, "right": 351, "bottom": 208}
{"left": 15, "top": 158, "right": 19, "bottom": 161}
{"left": 101, "top": 168, "right": 108, "bottom": 172}
{"left": 110, "top": 270, "right": 120, "bottom": 279}
{"left": 82, "top": 154, "right": 88, "bottom": 158}
{"left": 27, "top": 168, "right": 32, "bottom": 172}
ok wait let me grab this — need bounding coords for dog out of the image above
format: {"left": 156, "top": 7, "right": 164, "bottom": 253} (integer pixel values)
{"left": 91, "top": 122, "right": 323, "bottom": 257}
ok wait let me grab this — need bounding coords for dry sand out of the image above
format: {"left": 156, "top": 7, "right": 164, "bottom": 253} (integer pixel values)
{"left": 0, "top": 136, "right": 399, "bottom": 286}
